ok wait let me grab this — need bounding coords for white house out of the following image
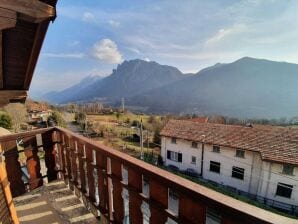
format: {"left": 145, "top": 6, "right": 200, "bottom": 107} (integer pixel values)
{"left": 160, "top": 120, "right": 298, "bottom": 212}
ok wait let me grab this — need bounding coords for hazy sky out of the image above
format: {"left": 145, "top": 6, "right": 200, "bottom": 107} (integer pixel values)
{"left": 30, "top": 0, "right": 298, "bottom": 96}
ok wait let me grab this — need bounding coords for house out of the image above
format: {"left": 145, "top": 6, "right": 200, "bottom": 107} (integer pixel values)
{"left": 27, "top": 101, "right": 52, "bottom": 122}
{"left": 160, "top": 119, "right": 298, "bottom": 212}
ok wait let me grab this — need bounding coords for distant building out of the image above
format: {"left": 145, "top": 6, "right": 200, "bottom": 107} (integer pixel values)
{"left": 189, "top": 117, "right": 209, "bottom": 123}
{"left": 160, "top": 119, "right": 298, "bottom": 212}
{"left": 27, "top": 101, "right": 52, "bottom": 122}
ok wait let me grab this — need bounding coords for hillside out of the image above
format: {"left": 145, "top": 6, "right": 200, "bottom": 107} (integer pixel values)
{"left": 131, "top": 57, "right": 298, "bottom": 118}
{"left": 41, "top": 57, "right": 298, "bottom": 118}
{"left": 42, "top": 59, "right": 184, "bottom": 104}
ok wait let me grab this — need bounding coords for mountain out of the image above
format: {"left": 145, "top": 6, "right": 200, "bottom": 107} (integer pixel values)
{"left": 41, "top": 57, "right": 298, "bottom": 118}
{"left": 41, "top": 75, "right": 103, "bottom": 104}
{"left": 43, "top": 59, "right": 184, "bottom": 103}
{"left": 130, "top": 57, "right": 298, "bottom": 118}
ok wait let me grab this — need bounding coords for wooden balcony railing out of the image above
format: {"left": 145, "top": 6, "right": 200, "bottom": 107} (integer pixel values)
{"left": 0, "top": 127, "right": 296, "bottom": 224}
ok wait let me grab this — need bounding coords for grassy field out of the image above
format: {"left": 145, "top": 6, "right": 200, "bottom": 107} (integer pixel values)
{"left": 87, "top": 112, "right": 160, "bottom": 126}
{"left": 78, "top": 113, "right": 162, "bottom": 159}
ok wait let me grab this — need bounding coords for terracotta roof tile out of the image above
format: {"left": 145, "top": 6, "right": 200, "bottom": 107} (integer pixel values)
{"left": 160, "top": 120, "right": 298, "bottom": 165}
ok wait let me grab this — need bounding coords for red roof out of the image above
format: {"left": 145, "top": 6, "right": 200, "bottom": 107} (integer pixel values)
{"left": 160, "top": 120, "right": 298, "bottom": 165}
{"left": 189, "top": 117, "right": 209, "bottom": 123}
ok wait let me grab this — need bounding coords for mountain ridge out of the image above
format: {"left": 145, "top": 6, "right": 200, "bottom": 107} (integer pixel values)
{"left": 39, "top": 57, "right": 298, "bottom": 118}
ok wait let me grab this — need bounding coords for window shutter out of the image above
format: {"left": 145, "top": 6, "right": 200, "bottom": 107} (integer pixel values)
{"left": 167, "top": 150, "right": 171, "bottom": 159}
{"left": 178, "top": 153, "right": 182, "bottom": 162}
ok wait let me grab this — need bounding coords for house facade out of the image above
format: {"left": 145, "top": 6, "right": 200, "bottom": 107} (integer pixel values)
{"left": 160, "top": 120, "right": 298, "bottom": 212}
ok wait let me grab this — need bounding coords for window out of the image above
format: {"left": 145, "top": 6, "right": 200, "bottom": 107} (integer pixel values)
{"left": 282, "top": 164, "right": 294, "bottom": 175}
{"left": 171, "top": 137, "right": 177, "bottom": 144}
{"left": 232, "top": 166, "right": 245, "bottom": 180}
{"left": 213, "top": 145, "right": 220, "bottom": 153}
{"left": 276, "top": 183, "right": 293, "bottom": 198}
{"left": 167, "top": 150, "right": 182, "bottom": 162}
{"left": 192, "top": 142, "right": 198, "bottom": 148}
{"left": 210, "top": 161, "right": 220, "bottom": 173}
{"left": 236, "top": 149, "right": 245, "bottom": 158}
{"left": 191, "top": 156, "right": 196, "bottom": 164}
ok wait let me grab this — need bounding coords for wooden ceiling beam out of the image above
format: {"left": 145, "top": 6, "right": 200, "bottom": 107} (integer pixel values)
{"left": 0, "top": 90, "right": 27, "bottom": 107}
{"left": 0, "top": 8, "right": 17, "bottom": 30}
{"left": 0, "top": 0, "right": 55, "bottom": 22}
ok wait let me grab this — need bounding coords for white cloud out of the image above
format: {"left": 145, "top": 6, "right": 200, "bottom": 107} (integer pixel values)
{"left": 42, "top": 53, "right": 85, "bottom": 59}
{"left": 82, "top": 12, "right": 96, "bottom": 22}
{"left": 205, "top": 24, "right": 247, "bottom": 47}
{"left": 144, "top": 57, "right": 150, "bottom": 62}
{"left": 108, "top": 20, "right": 120, "bottom": 27}
{"left": 91, "top": 39, "right": 123, "bottom": 64}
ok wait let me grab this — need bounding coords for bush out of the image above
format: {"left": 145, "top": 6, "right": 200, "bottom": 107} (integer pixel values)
{"left": 0, "top": 113, "right": 12, "bottom": 129}
{"left": 48, "top": 111, "right": 66, "bottom": 127}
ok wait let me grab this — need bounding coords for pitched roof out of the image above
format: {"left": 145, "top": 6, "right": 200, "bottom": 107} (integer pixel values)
{"left": 189, "top": 117, "right": 209, "bottom": 123}
{"left": 160, "top": 120, "right": 298, "bottom": 165}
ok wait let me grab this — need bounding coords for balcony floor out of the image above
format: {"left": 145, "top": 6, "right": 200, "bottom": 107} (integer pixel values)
{"left": 13, "top": 180, "right": 98, "bottom": 224}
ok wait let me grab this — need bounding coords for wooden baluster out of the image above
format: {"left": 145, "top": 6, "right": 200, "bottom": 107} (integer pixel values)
{"left": 54, "top": 131, "right": 63, "bottom": 179}
{"left": 77, "top": 143, "right": 86, "bottom": 193}
{"left": 111, "top": 159, "right": 124, "bottom": 223}
{"left": 72, "top": 140, "right": 78, "bottom": 185}
{"left": 149, "top": 179, "right": 168, "bottom": 223}
{"left": 0, "top": 144, "right": 19, "bottom": 223}
{"left": 85, "top": 146, "right": 95, "bottom": 202}
{"left": 60, "top": 134, "right": 67, "bottom": 181}
{"left": 106, "top": 157, "right": 114, "bottom": 222}
{"left": 3, "top": 140, "right": 25, "bottom": 197}
{"left": 96, "top": 153, "right": 108, "bottom": 217}
{"left": 24, "top": 136, "right": 43, "bottom": 190}
{"left": 179, "top": 195, "right": 206, "bottom": 224}
{"left": 65, "top": 135, "right": 72, "bottom": 183}
{"left": 42, "top": 130, "right": 57, "bottom": 182}
{"left": 128, "top": 167, "right": 143, "bottom": 224}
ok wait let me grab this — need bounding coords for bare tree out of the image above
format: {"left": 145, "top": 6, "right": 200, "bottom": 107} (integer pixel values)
{"left": 4, "top": 103, "right": 28, "bottom": 132}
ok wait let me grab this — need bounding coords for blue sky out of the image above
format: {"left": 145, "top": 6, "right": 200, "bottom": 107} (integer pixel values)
{"left": 30, "top": 0, "right": 298, "bottom": 97}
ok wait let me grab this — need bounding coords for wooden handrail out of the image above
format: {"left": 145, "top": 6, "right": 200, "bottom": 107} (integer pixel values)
{"left": 0, "top": 127, "right": 54, "bottom": 145}
{"left": 54, "top": 127, "right": 297, "bottom": 224}
{"left": 0, "top": 127, "right": 296, "bottom": 223}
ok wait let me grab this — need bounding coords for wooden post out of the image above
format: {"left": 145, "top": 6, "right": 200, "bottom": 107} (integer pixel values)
{"left": 3, "top": 140, "right": 25, "bottom": 197}
{"left": 0, "top": 144, "right": 19, "bottom": 224}
{"left": 111, "top": 159, "right": 124, "bottom": 223}
{"left": 128, "top": 167, "right": 143, "bottom": 224}
{"left": 24, "top": 136, "right": 42, "bottom": 190}
{"left": 42, "top": 131, "right": 57, "bottom": 182}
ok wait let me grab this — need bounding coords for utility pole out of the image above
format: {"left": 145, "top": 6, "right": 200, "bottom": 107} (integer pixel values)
{"left": 121, "top": 98, "right": 125, "bottom": 112}
{"left": 140, "top": 118, "right": 144, "bottom": 159}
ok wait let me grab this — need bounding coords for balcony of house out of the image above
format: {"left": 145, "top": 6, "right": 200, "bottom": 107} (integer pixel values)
{"left": 0, "top": 127, "right": 297, "bottom": 224}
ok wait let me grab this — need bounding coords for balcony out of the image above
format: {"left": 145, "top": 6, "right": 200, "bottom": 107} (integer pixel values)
{"left": 0, "top": 127, "right": 296, "bottom": 224}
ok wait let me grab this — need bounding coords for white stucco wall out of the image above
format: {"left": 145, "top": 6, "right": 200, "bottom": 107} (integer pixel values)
{"left": 161, "top": 136, "right": 298, "bottom": 208}
{"left": 161, "top": 137, "right": 202, "bottom": 174}
{"left": 202, "top": 144, "right": 259, "bottom": 193}
{"left": 258, "top": 161, "right": 298, "bottom": 206}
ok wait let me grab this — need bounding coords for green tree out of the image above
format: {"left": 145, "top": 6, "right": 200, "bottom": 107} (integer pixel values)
{"left": 48, "top": 111, "right": 66, "bottom": 127}
{"left": 74, "top": 112, "right": 86, "bottom": 124}
{"left": 0, "top": 112, "right": 12, "bottom": 129}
